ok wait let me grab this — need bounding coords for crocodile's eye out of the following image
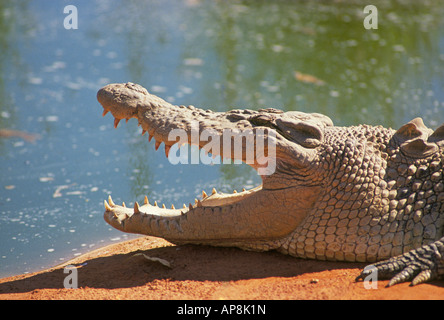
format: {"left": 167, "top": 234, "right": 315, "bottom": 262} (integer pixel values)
{"left": 248, "top": 114, "right": 275, "bottom": 126}
{"left": 275, "top": 119, "right": 323, "bottom": 148}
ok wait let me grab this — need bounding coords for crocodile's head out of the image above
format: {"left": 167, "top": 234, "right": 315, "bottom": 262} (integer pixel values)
{"left": 96, "top": 83, "right": 342, "bottom": 249}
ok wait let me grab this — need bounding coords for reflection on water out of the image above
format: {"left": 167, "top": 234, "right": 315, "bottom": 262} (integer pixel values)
{"left": 0, "top": 0, "right": 443, "bottom": 278}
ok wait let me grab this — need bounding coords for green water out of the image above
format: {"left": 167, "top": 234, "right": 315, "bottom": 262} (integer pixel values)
{"left": 0, "top": 0, "right": 443, "bottom": 277}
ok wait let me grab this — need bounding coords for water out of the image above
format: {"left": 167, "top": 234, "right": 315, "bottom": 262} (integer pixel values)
{"left": 0, "top": 0, "right": 443, "bottom": 278}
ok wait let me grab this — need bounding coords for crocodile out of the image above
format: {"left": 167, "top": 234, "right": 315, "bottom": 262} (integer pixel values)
{"left": 97, "top": 82, "right": 444, "bottom": 287}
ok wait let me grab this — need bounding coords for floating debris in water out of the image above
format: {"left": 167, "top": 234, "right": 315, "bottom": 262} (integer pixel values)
{"left": 330, "top": 90, "right": 340, "bottom": 97}
{"left": 28, "top": 76, "right": 43, "bottom": 85}
{"left": 1, "top": 111, "right": 10, "bottom": 118}
{"left": 53, "top": 183, "right": 76, "bottom": 198}
{"left": 66, "top": 191, "right": 84, "bottom": 196}
{"left": 393, "top": 44, "right": 405, "bottom": 52}
{"left": 183, "top": 58, "right": 204, "bottom": 66}
{"left": 150, "top": 85, "right": 167, "bottom": 93}
{"left": 0, "top": 129, "right": 40, "bottom": 143}
{"left": 272, "top": 44, "right": 285, "bottom": 53}
{"left": 294, "top": 71, "right": 325, "bottom": 86}
{"left": 46, "top": 115, "right": 59, "bottom": 122}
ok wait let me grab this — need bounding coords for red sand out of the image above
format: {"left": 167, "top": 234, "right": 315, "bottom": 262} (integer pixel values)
{"left": 0, "top": 237, "right": 443, "bottom": 300}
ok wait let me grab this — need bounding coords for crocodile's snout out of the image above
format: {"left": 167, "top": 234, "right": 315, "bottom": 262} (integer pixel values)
{"left": 97, "top": 83, "right": 146, "bottom": 124}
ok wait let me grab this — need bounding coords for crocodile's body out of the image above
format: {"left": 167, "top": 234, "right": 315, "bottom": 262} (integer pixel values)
{"left": 97, "top": 82, "right": 444, "bottom": 286}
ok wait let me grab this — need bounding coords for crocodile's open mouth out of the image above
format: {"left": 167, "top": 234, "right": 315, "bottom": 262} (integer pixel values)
{"left": 98, "top": 83, "right": 319, "bottom": 242}
{"left": 101, "top": 110, "right": 270, "bottom": 240}
{"left": 102, "top": 108, "right": 265, "bottom": 219}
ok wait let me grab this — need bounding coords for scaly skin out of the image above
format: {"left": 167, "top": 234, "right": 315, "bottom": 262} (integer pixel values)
{"left": 97, "top": 82, "right": 444, "bottom": 286}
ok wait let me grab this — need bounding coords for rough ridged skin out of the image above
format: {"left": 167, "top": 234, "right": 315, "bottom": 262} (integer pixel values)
{"left": 279, "top": 125, "right": 444, "bottom": 263}
{"left": 97, "top": 82, "right": 444, "bottom": 286}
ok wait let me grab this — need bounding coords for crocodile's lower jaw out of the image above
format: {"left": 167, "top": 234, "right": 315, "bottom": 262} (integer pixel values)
{"left": 104, "top": 183, "right": 263, "bottom": 220}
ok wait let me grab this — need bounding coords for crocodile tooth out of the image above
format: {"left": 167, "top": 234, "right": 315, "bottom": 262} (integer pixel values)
{"left": 142, "top": 130, "right": 146, "bottom": 136}
{"left": 155, "top": 140, "right": 161, "bottom": 151}
{"left": 233, "top": 190, "right": 238, "bottom": 193}
{"left": 171, "top": 204, "right": 175, "bottom": 209}
{"left": 212, "top": 188, "right": 217, "bottom": 195}
{"left": 194, "top": 199, "right": 198, "bottom": 204}
{"left": 108, "top": 195, "right": 116, "bottom": 207}
{"left": 122, "top": 202, "right": 126, "bottom": 207}
{"left": 189, "top": 203, "right": 193, "bottom": 210}
{"left": 197, "top": 199, "right": 202, "bottom": 207}
{"left": 148, "top": 134, "right": 153, "bottom": 142}
{"left": 134, "top": 201, "right": 141, "bottom": 214}
{"left": 154, "top": 201, "right": 158, "bottom": 207}
{"left": 242, "top": 188, "right": 246, "bottom": 192}
{"left": 144, "top": 195, "right": 149, "bottom": 205}
{"left": 165, "top": 145, "right": 171, "bottom": 158}
{"left": 162, "top": 204, "right": 166, "bottom": 209}
{"left": 113, "top": 118, "right": 120, "bottom": 128}
{"left": 202, "top": 190, "right": 207, "bottom": 198}
{"left": 125, "top": 119, "right": 129, "bottom": 123}
{"left": 183, "top": 204, "right": 187, "bottom": 208}
{"left": 102, "top": 109, "right": 109, "bottom": 117}
{"left": 104, "top": 200, "right": 112, "bottom": 211}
